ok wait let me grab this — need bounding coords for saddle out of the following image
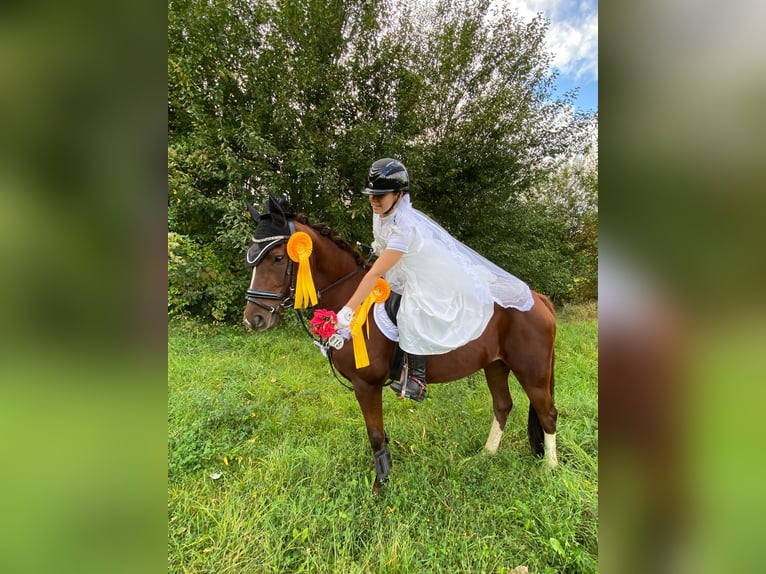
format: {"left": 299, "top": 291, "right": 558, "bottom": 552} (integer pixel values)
{"left": 384, "top": 292, "right": 406, "bottom": 381}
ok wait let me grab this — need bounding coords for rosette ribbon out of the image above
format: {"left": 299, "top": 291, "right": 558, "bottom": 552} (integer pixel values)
{"left": 286, "top": 232, "right": 318, "bottom": 308}
{"left": 350, "top": 278, "right": 391, "bottom": 368}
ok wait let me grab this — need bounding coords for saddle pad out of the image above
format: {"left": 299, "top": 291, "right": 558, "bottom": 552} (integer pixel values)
{"left": 374, "top": 302, "right": 399, "bottom": 342}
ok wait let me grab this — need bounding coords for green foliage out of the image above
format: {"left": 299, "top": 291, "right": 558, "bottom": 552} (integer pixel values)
{"left": 168, "top": 315, "right": 598, "bottom": 572}
{"left": 168, "top": 0, "right": 597, "bottom": 322}
{"left": 168, "top": 232, "right": 241, "bottom": 321}
{"left": 526, "top": 117, "right": 598, "bottom": 301}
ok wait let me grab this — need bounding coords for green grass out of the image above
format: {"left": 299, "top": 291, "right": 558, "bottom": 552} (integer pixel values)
{"left": 168, "top": 312, "right": 598, "bottom": 573}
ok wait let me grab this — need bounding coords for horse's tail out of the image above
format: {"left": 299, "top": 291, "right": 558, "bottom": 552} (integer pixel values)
{"left": 527, "top": 348, "right": 555, "bottom": 456}
{"left": 527, "top": 405, "right": 544, "bottom": 456}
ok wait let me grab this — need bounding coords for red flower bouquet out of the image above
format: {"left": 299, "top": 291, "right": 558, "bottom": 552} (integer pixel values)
{"left": 309, "top": 309, "right": 338, "bottom": 339}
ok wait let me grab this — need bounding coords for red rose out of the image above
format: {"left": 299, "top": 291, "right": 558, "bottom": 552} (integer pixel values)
{"left": 309, "top": 309, "right": 338, "bottom": 339}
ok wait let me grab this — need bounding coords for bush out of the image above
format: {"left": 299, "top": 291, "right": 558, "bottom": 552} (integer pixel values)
{"left": 168, "top": 232, "right": 242, "bottom": 322}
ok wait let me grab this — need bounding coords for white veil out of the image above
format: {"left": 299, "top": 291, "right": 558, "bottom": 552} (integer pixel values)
{"left": 375, "top": 194, "right": 534, "bottom": 311}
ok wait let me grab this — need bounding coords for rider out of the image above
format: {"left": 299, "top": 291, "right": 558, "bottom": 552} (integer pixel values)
{"left": 336, "top": 158, "right": 535, "bottom": 402}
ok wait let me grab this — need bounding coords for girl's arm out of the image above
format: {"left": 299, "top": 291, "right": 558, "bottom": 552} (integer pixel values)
{"left": 337, "top": 249, "right": 403, "bottom": 326}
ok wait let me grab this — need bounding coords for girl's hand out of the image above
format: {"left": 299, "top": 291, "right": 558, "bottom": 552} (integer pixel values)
{"left": 336, "top": 306, "right": 354, "bottom": 330}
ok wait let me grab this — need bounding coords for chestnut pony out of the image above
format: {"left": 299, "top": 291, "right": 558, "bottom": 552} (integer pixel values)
{"left": 243, "top": 196, "right": 558, "bottom": 493}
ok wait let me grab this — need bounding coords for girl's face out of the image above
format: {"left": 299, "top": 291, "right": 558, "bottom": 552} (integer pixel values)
{"left": 369, "top": 191, "right": 400, "bottom": 216}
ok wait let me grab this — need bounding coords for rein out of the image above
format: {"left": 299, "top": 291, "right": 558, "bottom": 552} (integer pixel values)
{"left": 293, "top": 307, "right": 392, "bottom": 392}
{"left": 245, "top": 221, "right": 368, "bottom": 391}
{"left": 294, "top": 308, "right": 356, "bottom": 391}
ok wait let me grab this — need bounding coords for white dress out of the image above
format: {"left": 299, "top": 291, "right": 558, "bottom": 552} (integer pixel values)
{"left": 372, "top": 195, "right": 534, "bottom": 355}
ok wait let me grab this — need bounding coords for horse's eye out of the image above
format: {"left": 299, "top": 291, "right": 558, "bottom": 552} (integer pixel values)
{"left": 274, "top": 255, "right": 284, "bottom": 263}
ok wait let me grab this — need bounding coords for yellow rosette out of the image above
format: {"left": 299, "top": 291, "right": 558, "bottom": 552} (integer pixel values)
{"left": 286, "top": 232, "right": 318, "bottom": 308}
{"left": 351, "top": 278, "right": 391, "bottom": 368}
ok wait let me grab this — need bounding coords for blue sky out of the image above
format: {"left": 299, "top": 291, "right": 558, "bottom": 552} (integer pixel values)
{"left": 512, "top": 0, "right": 598, "bottom": 113}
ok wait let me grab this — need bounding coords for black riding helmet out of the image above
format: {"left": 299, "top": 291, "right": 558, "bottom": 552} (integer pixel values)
{"left": 362, "top": 158, "right": 409, "bottom": 195}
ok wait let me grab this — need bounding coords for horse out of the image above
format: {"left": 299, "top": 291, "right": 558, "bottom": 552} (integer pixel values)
{"left": 242, "top": 195, "right": 558, "bottom": 493}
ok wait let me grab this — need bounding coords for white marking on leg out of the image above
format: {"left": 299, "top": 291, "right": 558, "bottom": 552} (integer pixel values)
{"left": 544, "top": 432, "right": 558, "bottom": 468}
{"left": 484, "top": 416, "right": 503, "bottom": 454}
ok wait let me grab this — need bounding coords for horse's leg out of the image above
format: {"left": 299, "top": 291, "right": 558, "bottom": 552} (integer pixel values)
{"left": 518, "top": 352, "right": 558, "bottom": 468}
{"left": 353, "top": 381, "right": 390, "bottom": 493}
{"left": 483, "top": 361, "right": 513, "bottom": 454}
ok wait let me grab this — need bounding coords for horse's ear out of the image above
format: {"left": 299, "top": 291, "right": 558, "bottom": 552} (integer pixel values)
{"left": 268, "top": 193, "right": 287, "bottom": 228}
{"left": 245, "top": 201, "right": 260, "bottom": 223}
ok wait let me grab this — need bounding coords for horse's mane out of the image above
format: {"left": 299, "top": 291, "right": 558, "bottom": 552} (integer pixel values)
{"left": 295, "top": 214, "right": 371, "bottom": 270}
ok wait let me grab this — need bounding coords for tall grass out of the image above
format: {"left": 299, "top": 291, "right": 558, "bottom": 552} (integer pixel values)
{"left": 168, "top": 310, "right": 597, "bottom": 573}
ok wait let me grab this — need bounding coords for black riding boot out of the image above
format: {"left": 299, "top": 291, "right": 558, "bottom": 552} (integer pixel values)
{"left": 390, "top": 354, "right": 427, "bottom": 402}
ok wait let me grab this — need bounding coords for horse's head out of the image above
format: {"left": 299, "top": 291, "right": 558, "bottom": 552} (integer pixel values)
{"left": 242, "top": 194, "right": 296, "bottom": 331}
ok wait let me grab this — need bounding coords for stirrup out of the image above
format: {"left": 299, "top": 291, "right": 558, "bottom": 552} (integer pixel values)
{"left": 390, "top": 363, "right": 427, "bottom": 402}
{"left": 404, "top": 376, "right": 427, "bottom": 402}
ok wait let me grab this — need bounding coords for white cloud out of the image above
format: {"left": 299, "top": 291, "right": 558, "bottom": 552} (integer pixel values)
{"left": 508, "top": 0, "right": 598, "bottom": 81}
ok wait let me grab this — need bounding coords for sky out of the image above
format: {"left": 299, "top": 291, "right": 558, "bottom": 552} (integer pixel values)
{"left": 511, "top": 0, "right": 598, "bottom": 113}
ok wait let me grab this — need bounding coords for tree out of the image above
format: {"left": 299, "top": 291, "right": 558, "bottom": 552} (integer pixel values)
{"left": 523, "top": 114, "right": 598, "bottom": 300}
{"left": 168, "top": 0, "right": 594, "bottom": 321}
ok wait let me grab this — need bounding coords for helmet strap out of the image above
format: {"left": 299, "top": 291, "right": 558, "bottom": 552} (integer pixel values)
{"left": 382, "top": 192, "right": 403, "bottom": 216}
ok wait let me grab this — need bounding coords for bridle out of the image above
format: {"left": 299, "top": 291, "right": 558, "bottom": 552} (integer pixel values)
{"left": 245, "top": 221, "right": 297, "bottom": 317}
{"left": 245, "top": 221, "right": 363, "bottom": 320}
{"left": 245, "top": 259, "right": 296, "bottom": 316}
{"left": 244, "top": 220, "right": 375, "bottom": 392}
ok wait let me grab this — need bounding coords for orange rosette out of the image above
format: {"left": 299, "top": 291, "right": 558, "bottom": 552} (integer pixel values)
{"left": 370, "top": 277, "right": 391, "bottom": 303}
{"left": 286, "top": 231, "right": 318, "bottom": 308}
{"left": 351, "top": 278, "right": 391, "bottom": 369}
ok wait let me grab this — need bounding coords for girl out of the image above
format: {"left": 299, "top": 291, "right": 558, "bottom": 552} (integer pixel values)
{"left": 337, "top": 158, "right": 534, "bottom": 401}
